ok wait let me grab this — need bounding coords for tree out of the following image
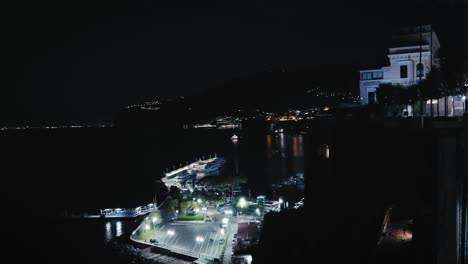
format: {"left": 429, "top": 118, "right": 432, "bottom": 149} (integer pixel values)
{"left": 169, "top": 186, "right": 181, "bottom": 201}
{"left": 419, "top": 68, "right": 444, "bottom": 117}
{"left": 376, "top": 83, "right": 405, "bottom": 116}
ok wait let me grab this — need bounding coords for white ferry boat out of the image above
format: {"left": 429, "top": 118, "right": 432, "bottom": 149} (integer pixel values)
{"left": 204, "top": 158, "right": 226, "bottom": 176}
{"left": 176, "top": 170, "right": 196, "bottom": 182}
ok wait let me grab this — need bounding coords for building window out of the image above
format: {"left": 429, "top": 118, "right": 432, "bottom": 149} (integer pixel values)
{"left": 361, "top": 71, "right": 383, "bottom": 80}
{"left": 373, "top": 71, "right": 383, "bottom": 79}
{"left": 400, "top": 65, "right": 408, "bottom": 78}
{"left": 361, "top": 72, "right": 373, "bottom": 80}
{"left": 417, "top": 63, "right": 424, "bottom": 77}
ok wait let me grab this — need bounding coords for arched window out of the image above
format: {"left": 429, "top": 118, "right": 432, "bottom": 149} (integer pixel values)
{"left": 417, "top": 63, "right": 424, "bottom": 78}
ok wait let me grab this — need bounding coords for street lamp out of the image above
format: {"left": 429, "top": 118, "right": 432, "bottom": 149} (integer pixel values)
{"left": 239, "top": 197, "right": 246, "bottom": 215}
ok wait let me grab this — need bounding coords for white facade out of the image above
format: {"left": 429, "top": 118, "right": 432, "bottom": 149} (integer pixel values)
{"left": 360, "top": 25, "right": 440, "bottom": 105}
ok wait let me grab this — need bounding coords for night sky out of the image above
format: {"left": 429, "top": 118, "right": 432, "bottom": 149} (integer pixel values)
{"left": 2, "top": 0, "right": 467, "bottom": 125}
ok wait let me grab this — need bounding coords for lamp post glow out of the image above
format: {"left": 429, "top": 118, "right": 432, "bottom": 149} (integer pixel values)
{"left": 239, "top": 197, "right": 246, "bottom": 215}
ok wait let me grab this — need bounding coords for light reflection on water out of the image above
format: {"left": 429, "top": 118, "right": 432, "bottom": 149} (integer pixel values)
{"left": 260, "top": 133, "right": 306, "bottom": 197}
{"left": 116, "top": 221, "right": 122, "bottom": 237}
{"left": 105, "top": 221, "right": 112, "bottom": 242}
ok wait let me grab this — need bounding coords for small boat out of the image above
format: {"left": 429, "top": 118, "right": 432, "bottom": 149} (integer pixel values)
{"left": 231, "top": 133, "right": 238, "bottom": 142}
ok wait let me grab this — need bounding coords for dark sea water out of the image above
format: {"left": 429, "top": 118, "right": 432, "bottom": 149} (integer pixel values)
{"left": 1, "top": 128, "right": 308, "bottom": 263}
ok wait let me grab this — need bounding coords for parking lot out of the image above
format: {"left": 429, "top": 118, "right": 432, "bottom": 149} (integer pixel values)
{"left": 151, "top": 221, "right": 227, "bottom": 259}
